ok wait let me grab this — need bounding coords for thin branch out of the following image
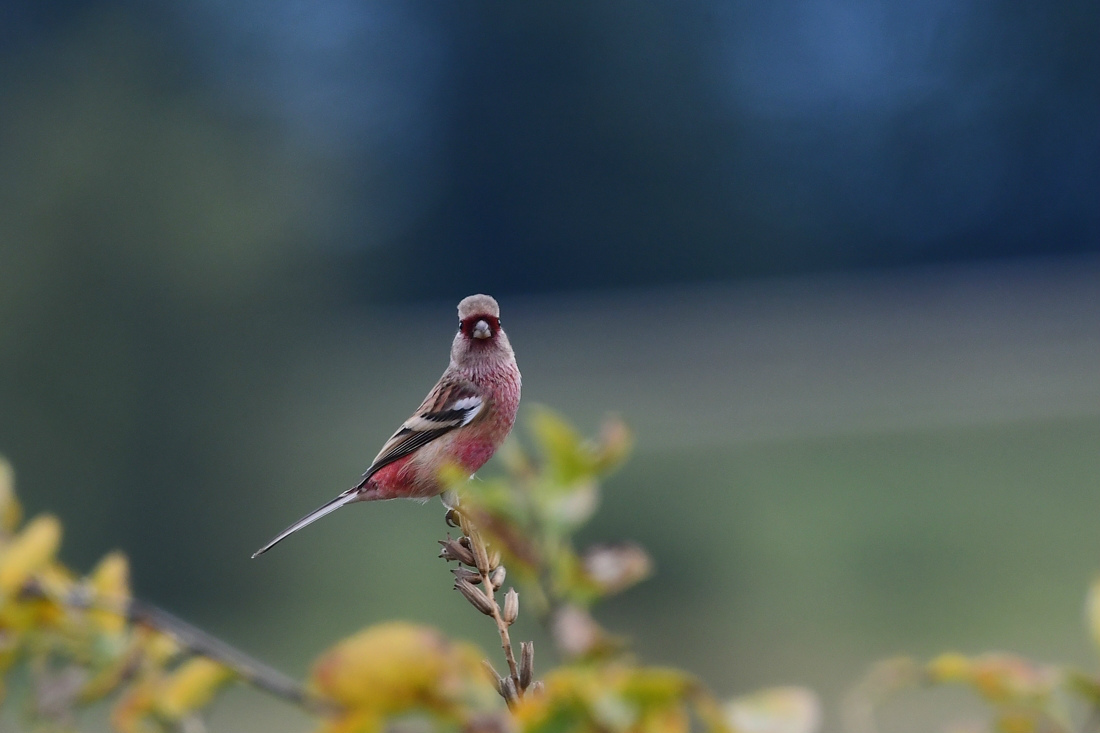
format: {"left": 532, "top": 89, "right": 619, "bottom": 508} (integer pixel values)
{"left": 21, "top": 579, "right": 336, "bottom": 715}
{"left": 470, "top": 529, "right": 520, "bottom": 685}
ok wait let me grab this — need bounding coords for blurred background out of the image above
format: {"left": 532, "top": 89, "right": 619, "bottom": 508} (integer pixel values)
{"left": 1, "top": 1, "right": 1098, "bottom": 730}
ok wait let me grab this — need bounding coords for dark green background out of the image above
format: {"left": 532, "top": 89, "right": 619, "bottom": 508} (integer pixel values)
{"left": 1, "top": 3, "right": 1099, "bottom": 731}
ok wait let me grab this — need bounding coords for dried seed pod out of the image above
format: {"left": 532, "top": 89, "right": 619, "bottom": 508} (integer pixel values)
{"left": 489, "top": 566, "right": 506, "bottom": 590}
{"left": 519, "top": 641, "right": 534, "bottom": 691}
{"left": 488, "top": 549, "right": 502, "bottom": 570}
{"left": 455, "top": 578, "right": 495, "bottom": 616}
{"left": 452, "top": 567, "right": 481, "bottom": 584}
{"left": 501, "top": 677, "right": 519, "bottom": 707}
{"left": 482, "top": 659, "right": 504, "bottom": 687}
{"left": 502, "top": 588, "right": 519, "bottom": 625}
{"left": 439, "top": 537, "right": 476, "bottom": 566}
{"left": 531, "top": 681, "right": 545, "bottom": 696}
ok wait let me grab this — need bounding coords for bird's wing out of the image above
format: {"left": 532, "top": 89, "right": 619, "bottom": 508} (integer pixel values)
{"left": 362, "top": 377, "right": 484, "bottom": 479}
{"left": 252, "top": 376, "right": 483, "bottom": 558}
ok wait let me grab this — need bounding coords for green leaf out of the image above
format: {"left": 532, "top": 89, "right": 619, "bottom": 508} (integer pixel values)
{"left": 529, "top": 406, "right": 596, "bottom": 486}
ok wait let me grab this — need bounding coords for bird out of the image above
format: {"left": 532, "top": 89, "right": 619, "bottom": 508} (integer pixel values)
{"left": 252, "top": 294, "right": 521, "bottom": 557}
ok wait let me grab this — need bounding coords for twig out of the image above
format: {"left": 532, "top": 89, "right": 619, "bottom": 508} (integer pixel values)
{"left": 470, "top": 527, "right": 520, "bottom": 684}
{"left": 21, "top": 579, "right": 336, "bottom": 714}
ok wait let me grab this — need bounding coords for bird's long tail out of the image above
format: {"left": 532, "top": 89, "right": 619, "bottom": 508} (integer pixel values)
{"left": 252, "top": 490, "right": 359, "bottom": 558}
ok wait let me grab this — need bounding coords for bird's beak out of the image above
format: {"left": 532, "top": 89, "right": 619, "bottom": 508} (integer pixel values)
{"left": 472, "top": 320, "right": 492, "bottom": 339}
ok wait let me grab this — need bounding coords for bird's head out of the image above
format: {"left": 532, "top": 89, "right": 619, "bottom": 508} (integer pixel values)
{"left": 452, "top": 294, "right": 513, "bottom": 370}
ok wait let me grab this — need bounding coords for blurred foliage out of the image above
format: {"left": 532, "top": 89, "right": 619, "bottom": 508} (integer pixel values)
{"left": 844, "top": 583, "right": 1100, "bottom": 733}
{"left": 308, "top": 622, "right": 496, "bottom": 733}
{"left": 0, "top": 456, "right": 236, "bottom": 731}
{"left": 3, "top": 411, "right": 1100, "bottom": 733}
{"left": 848, "top": 648, "right": 1095, "bottom": 733}
{"left": 455, "top": 407, "right": 642, "bottom": 615}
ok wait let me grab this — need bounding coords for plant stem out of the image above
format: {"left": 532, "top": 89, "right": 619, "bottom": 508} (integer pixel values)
{"left": 476, "top": 552, "right": 520, "bottom": 686}
{"left": 447, "top": 509, "right": 527, "bottom": 707}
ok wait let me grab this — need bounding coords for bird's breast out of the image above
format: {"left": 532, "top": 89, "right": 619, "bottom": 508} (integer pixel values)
{"left": 454, "top": 438, "right": 499, "bottom": 472}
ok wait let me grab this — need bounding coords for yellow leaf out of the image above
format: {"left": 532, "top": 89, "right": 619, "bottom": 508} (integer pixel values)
{"left": 968, "top": 655, "right": 1055, "bottom": 703}
{"left": 620, "top": 667, "right": 697, "bottom": 705}
{"left": 995, "top": 710, "right": 1041, "bottom": 733}
{"left": 927, "top": 653, "right": 973, "bottom": 683}
{"left": 310, "top": 622, "right": 493, "bottom": 717}
{"left": 29, "top": 562, "right": 77, "bottom": 629}
{"left": 155, "top": 657, "right": 235, "bottom": 720}
{"left": 140, "top": 628, "right": 183, "bottom": 667}
{"left": 88, "top": 551, "right": 131, "bottom": 634}
{"left": 0, "top": 458, "right": 22, "bottom": 535}
{"left": 516, "top": 664, "right": 700, "bottom": 733}
{"left": 111, "top": 679, "right": 156, "bottom": 733}
{"left": 0, "top": 514, "right": 62, "bottom": 596}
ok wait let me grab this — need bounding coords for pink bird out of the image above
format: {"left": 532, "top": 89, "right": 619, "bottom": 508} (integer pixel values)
{"left": 253, "top": 294, "right": 521, "bottom": 557}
